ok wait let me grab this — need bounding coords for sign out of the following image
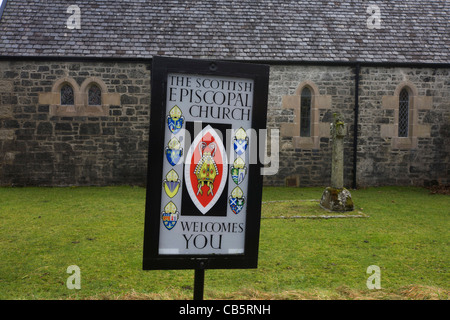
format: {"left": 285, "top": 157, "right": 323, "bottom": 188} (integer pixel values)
{"left": 143, "top": 56, "right": 269, "bottom": 270}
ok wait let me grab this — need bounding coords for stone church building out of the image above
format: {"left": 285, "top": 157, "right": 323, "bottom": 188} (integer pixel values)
{"left": 0, "top": 0, "right": 449, "bottom": 187}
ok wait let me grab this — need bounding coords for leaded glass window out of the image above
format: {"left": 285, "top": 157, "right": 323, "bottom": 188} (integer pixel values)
{"left": 88, "top": 84, "right": 102, "bottom": 106}
{"left": 300, "top": 87, "right": 312, "bottom": 137}
{"left": 398, "top": 88, "right": 409, "bottom": 137}
{"left": 60, "top": 84, "right": 74, "bottom": 105}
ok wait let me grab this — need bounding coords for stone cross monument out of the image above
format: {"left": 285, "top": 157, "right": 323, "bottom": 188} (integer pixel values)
{"left": 320, "top": 114, "right": 354, "bottom": 212}
{"left": 331, "top": 114, "right": 346, "bottom": 189}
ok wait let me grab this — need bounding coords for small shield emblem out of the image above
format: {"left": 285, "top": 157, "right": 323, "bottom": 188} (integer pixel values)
{"left": 165, "top": 137, "right": 183, "bottom": 166}
{"left": 229, "top": 186, "right": 245, "bottom": 214}
{"left": 163, "top": 169, "right": 180, "bottom": 198}
{"left": 184, "top": 125, "right": 228, "bottom": 215}
{"left": 168, "top": 117, "right": 184, "bottom": 134}
{"left": 167, "top": 106, "right": 184, "bottom": 134}
{"left": 233, "top": 127, "right": 248, "bottom": 156}
{"left": 230, "top": 157, "right": 247, "bottom": 185}
{"left": 161, "top": 202, "right": 179, "bottom": 230}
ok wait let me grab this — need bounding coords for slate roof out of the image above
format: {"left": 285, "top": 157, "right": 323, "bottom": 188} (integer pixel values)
{"left": 0, "top": 0, "right": 449, "bottom": 63}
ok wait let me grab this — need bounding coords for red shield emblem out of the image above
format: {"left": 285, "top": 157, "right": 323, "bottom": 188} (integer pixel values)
{"left": 184, "top": 125, "right": 228, "bottom": 215}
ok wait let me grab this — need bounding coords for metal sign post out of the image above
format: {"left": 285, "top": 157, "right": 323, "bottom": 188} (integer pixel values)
{"left": 194, "top": 267, "right": 205, "bottom": 300}
{"left": 143, "top": 56, "right": 269, "bottom": 299}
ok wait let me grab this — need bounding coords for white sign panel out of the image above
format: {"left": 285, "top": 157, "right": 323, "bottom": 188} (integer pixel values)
{"left": 158, "top": 73, "right": 254, "bottom": 255}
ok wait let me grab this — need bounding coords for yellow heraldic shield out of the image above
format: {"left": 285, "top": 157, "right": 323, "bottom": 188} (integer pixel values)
{"left": 163, "top": 169, "right": 181, "bottom": 198}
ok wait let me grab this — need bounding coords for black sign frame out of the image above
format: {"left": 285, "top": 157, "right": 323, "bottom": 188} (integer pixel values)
{"left": 143, "top": 56, "right": 269, "bottom": 270}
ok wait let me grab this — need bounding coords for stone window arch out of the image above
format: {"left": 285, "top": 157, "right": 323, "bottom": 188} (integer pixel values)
{"left": 80, "top": 77, "right": 111, "bottom": 116}
{"left": 46, "top": 77, "right": 81, "bottom": 115}
{"left": 393, "top": 82, "right": 418, "bottom": 143}
{"left": 281, "top": 80, "right": 331, "bottom": 149}
{"left": 381, "top": 80, "right": 432, "bottom": 149}
{"left": 39, "top": 76, "right": 120, "bottom": 117}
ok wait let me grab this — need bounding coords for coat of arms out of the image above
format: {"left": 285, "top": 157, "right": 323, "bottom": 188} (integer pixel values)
{"left": 165, "top": 137, "right": 183, "bottom": 166}
{"left": 233, "top": 127, "right": 248, "bottom": 156}
{"left": 194, "top": 141, "right": 219, "bottom": 196}
{"left": 161, "top": 201, "right": 179, "bottom": 230}
{"left": 163, "top": 169, "right": 181, "bottom": 198}
{"left": 230, "top": 157, "right": 247, "bottom": 185}
{"left": 229, "top": 186, "right": 245, "bottom": 214}
{"left": 167, "top": 105, "right": 184, "bottom": 134}
{"left": 184, "top": 125, "right": 228, "bottom": 215}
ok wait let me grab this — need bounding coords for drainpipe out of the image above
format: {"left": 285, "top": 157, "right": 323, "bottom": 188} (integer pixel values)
{"left": 352, "top": 64, "right": 360, "bottom": 189}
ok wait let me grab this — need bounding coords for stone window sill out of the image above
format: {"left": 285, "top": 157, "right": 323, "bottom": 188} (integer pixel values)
{"left": 293, "top": 136, "right": 319, "bottom": 149}
{"left": 392, "top": 137, "right": 417, "bottom": 150}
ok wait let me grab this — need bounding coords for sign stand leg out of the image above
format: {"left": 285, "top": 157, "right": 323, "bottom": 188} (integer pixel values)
{"left": 193, "top": 268, "right": 205, "bottom": 300}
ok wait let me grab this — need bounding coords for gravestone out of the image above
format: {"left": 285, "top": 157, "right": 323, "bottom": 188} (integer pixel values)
{"left": 320, "top": 114, "right": 354, "bottom": 212}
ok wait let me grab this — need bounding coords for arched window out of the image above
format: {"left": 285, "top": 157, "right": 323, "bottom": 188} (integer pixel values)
{"left": 281, "top": 80, "right": 331, "bottom": 150}
{"left": 60, "top": 84, "right": 74, "bottom": 105}
{"left": 398, "top": 88, "right": 409, "bottom": 137}
{"left": 88, "top": 84, "right": 102, "bottom": 106}
{"left": 300, "top": 87, "right": 312, "bottom": 137}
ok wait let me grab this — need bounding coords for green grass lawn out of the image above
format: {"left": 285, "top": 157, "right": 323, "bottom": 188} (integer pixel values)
{"left": 0, "top": 186, "right": 448, "bottom": 300}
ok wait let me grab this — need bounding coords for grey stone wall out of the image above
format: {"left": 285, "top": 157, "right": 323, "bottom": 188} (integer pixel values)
{"left": 264, "top": 65, "right": 355, "bottom": 187}
{"left": 264, "top": 65, "right": 449, "bottom": 187}
{"left": 0, "top": 61, "right": 151, "bottom": 186}
{"left": 1, "top": 61, "right": 448, "bottom": 187}
{"left": 357, "top": 67, "right": 450, "bottom": 187}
